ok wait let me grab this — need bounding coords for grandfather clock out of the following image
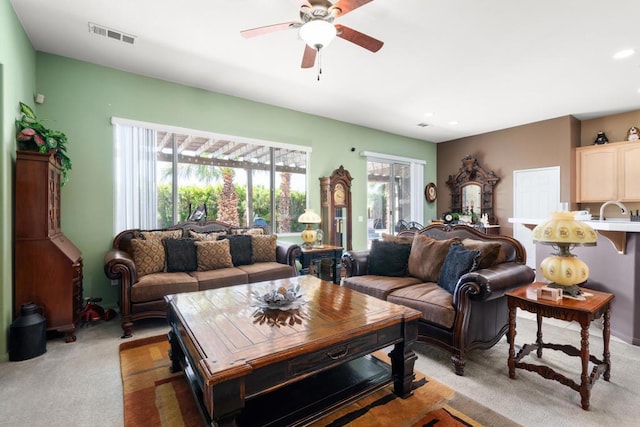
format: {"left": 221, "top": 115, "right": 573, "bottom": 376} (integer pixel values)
{"left": 319, "top": 165, "right": 353, "bottom": 251}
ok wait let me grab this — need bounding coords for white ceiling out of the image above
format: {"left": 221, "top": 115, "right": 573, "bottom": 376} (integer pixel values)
{"left": 11, "top": 0, "right": 640, "bottom": 143}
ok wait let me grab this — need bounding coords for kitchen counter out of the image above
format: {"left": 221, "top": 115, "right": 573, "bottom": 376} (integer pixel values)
{"left": 509, "top": 217, "right": 640, "bottom": 254}
{"left": 509, "top": 217, "right": 640, "bottom": 232}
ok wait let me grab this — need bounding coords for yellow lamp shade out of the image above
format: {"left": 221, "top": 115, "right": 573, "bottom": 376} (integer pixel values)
{"left": 298, "top": 209, "right": 321, "bottom": 224}
{"left": 539, "top": 254, "right": 590, "bottom": 286}
{"left": 531, "top": 211, "right": 597, "bottom": 246}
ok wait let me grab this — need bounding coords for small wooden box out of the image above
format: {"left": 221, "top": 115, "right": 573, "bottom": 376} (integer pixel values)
{"left": 537, "top": 286, "right": 563, "bottom": 301}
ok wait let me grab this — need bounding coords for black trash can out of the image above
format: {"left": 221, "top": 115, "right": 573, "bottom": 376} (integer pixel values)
{"left": 9, "top": 302, "right": 47, "bottom": 361}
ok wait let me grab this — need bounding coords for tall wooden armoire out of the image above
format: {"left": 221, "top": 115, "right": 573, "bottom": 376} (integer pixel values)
{"left": 319, "top": 165, "right": 353, "bottom": 251}
{"left": 14, "top": 150, "right": 83, "bottom": 342}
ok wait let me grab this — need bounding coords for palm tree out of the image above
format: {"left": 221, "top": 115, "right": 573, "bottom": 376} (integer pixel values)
{"left": 217, "top": 168, "right": 239, "bottom": 226}
{"left": 277, "top": 172, "right": 291, "bottom": 232}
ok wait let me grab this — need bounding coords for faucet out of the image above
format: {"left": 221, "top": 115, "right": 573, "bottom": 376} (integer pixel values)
{"left": 599, "top": 200, "right": 629, "bottom": 221}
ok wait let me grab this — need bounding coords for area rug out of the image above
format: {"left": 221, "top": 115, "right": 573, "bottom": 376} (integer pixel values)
{"left": 120, "top": 335, "right": 517, "bottom": 427}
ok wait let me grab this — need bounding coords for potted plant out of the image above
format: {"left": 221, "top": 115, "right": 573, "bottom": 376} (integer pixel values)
{"left": 15, "top": 102, "right": 72, "bottom": 184}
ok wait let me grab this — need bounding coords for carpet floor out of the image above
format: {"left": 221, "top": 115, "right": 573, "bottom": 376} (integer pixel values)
{"left": 120, "top": 335, "right": 517, "bottom": 426}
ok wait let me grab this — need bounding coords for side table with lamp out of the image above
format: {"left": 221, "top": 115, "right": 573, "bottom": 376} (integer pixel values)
{"left": 297, "top": 208, "right": 343, "bottom": 284}
{"left": 507, "top": 211, "right": 614, "bottom": 410}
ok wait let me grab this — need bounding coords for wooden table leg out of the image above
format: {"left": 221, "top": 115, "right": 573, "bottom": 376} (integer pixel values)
{"left": 536, "top": 312, "right": 543, "bottom": 358}
{"left": 389, "top": 319, "right": 418, "bottom": 398}
{"left": 603, "top": 305, "right": 611, "bottom": 381}
{"left": 508, "top": 305, "right": 516, "bottom": 379}
{"left": 579, "top": 321, "right": 591, "bottom": 410}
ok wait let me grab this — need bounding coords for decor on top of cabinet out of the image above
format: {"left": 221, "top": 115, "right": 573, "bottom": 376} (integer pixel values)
{"left": 446, "top": 156, "right": 500, "bottom": 225}
{"left": 15, "top": 102, "right": 72, "bottom": 184}
{"left": 593, "top": 131, "right": 609, "bottom": 145}
{"left": 626, "top": 126, "right": 639, "bottom": 141}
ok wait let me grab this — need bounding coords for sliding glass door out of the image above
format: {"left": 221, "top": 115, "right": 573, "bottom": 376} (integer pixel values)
{"left": 367, "top": 160, "right": 413, "bottom": 245}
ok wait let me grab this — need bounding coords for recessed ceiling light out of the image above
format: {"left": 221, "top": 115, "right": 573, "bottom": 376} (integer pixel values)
{"left": 448, "top": 120, "right": 459, "bottom": 126}
{"left": 613, "top": 49, "right": 635, "bottom": 59}
{"left": 423, "top": 112, "right": 434, "bottom": 117}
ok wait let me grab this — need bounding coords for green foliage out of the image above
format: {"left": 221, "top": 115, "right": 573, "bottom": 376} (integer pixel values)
{"left": 15, "top": 102, "right": 72, "bottom": 185}
{"left": 156, "top": 183, "right": 307, "bottom": 231}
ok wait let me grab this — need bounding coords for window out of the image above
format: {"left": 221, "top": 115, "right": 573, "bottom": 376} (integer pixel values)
{"left": 112, "top": 118, "right": 310, "bottom": 233}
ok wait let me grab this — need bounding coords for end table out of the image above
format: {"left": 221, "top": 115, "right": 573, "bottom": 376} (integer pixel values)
{"left": 507, "top": 282, "right": 614, "bottom": 410}
{"left": 298, "top": 245, "right": 343, "bottom": 284}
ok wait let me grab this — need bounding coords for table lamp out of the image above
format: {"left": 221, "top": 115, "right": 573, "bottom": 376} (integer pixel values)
{"left": 298, "top": 209, "right": 321, "bottom": 249}
{"left": 531, "top": 211, "right": 598, "bottom": 297}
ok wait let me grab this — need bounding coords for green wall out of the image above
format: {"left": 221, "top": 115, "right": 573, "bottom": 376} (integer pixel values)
{"left": 34, "top": 52, "right": 436, "bottom": 315}
{"left": 1, "top": 0, "right": 37, "bottom": 361}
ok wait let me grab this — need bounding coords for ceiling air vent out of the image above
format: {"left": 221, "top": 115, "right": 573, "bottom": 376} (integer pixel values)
{"left": 88, "top": 22, "right": 136, "bottom": 45}
{"left": 416, "top": 122, "right": 430, "bottom": 128}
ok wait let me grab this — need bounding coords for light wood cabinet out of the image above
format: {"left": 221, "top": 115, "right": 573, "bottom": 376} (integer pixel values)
{"left": 618, "top": 143, "right": 640, "bottom": 200}
{"left": 576, "top": 141, "right": 640, "bottom": 202}
{"left": 14, "top": 151, "right": 83, "bottom": 342}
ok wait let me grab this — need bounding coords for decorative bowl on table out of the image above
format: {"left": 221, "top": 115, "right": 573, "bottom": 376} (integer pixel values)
{"left": 252, "top": 284, "right": 306, "bottom": 311}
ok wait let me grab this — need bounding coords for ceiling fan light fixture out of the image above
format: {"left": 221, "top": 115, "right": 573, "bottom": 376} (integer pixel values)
{"left": 299, "top": 20, "right": 336, "bottom": 49}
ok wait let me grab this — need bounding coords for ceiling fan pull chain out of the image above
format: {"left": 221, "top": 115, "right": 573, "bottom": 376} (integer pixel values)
{"left": 317, "top": 47, "right": 322, "bottom": 81}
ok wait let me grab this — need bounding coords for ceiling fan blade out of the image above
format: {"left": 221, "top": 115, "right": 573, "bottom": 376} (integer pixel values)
{"left": 240, "top": 22, "right": 299, "bottom": 38}
{"left": 301, "top": 45, "right": 317, "bottom": 68}
{"left": 331, "top": 0, "right": 374, "bottom": 17}
{"left": 335, "top": 24, "right": 383, "bottom": 52}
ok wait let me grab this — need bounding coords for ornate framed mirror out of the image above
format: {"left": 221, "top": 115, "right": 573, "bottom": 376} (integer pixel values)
{"left": 446, "top": 156, "right": 500, "bottom": 224}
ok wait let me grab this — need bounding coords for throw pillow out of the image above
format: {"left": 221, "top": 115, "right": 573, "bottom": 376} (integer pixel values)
{"left": 252, "top": 235, "right": 277, "bottom": 262}
{"left": 131, "top": 239, "right": 165, "bottom": 277}
{"left": 438, "top": 243, "right": 480, "bottom": 294}
{"left": 189, "top": 230, "right": 227, "bottom": 241}
{"left": 162, "top": 238, "right": 198, "bottom": 273}
{"left": 231, "top": 227, "right": 264, "bottom": 235}
{"left": 140, "top": 230, "right": 182, "bottom": 240}
{"left": 461, "top": 238, "right": 502, "bottom": 269}
{"left": 368, "top": 240, "right": 411, "bottom": 277}
{"left": 195, "top": 240, "right": 233, "bottom": 271}
{"left": 218, "top": 235, "right": 253, "bottom": 266}
{"left": 407, "top": 234, "right": 461, "bottom": 282}
{"left": 381, "top": 232, "right": 414, "bottom": 245}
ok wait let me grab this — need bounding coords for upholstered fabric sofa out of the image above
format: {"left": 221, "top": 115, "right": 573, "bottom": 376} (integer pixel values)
{"left": 342, "top": 224, "right": 535, "bottom": 375}
{"left": 104, "top": 220, "right": 301, "bottom": 338}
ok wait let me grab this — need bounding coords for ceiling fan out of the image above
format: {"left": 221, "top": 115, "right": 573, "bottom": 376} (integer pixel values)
{"left": 240, "top": 0, "right": 383, "bottom": 69}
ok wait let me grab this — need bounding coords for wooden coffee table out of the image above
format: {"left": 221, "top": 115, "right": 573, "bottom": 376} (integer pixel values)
{"left": 166, "top": 275, "right": 421, "bottom": 426}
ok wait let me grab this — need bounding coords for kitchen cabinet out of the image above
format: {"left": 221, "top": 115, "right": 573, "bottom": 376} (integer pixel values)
{"left": 576, "top": 141, "right": 640, "bottom": 202}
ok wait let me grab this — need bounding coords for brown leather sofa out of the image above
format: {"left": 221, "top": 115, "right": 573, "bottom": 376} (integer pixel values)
{"left": 342, "top": 224, "right": 535, "bottom": 375}
{"left": 104, "top": 220, "right": 301, "bottom": 338}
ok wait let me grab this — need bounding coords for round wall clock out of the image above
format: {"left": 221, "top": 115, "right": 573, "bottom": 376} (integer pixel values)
{"left": 425, "top": 182, "right": 437, "bottom": 203}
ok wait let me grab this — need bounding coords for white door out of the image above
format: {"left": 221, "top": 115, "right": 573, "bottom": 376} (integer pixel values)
{"left": 513, "top": 167, "right": 561, "bottom": 269}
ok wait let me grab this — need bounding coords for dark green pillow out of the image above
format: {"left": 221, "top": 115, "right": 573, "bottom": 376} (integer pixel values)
{"left": 162, "top": 238, "right": 198, "bottom": 272}
{"left": 218, "top": 235, "right": 253, "bottom": 266}
{"left": 438, "top": 243, "right": 480, "bottom": 294}
{"left": 368, "top": 240, "right": 411, "bottom": 277}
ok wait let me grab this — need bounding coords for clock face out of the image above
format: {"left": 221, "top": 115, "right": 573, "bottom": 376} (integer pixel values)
{"left": 425, "top": 183, "right": 437, "bottom": 202}
{"left": 443, "top": 213, "right": 454, "bottom": 223}
{"left": 334, "top": 183, "right": 346, "bottom": 205}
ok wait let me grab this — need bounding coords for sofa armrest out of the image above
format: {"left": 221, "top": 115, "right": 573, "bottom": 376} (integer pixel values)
{"left": 104, "top": 249, "right": 138, "bottom": 320}
{"left": 454, "top": 262, "right": 535, "bottom": 305}
{"left": 342, "top": 250, "right": 370, "bottom": 277}
{"left": 104, "top": 248, "right": 137, "bottom": 283}
{"left": 276, "top": 241, "right": 302, "bottom": 267}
